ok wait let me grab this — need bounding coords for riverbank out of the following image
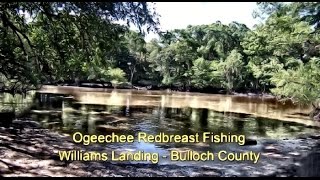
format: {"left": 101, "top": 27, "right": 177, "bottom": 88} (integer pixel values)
{"left": 34, "top": 85, "right": 320, "bottom": 129}
{"left": 0, "top": 119, "right": 319, "bottom": 177}
{"left": 38, "top": 85, "right": 277, "bottom": 99}
{"left": 38, "top": 83, "right": 275, "bottom": 97}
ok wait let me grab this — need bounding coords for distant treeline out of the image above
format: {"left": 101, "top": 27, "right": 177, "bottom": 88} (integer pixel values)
{"left": 0, "top": 2, "right": 320, "bottom": 106}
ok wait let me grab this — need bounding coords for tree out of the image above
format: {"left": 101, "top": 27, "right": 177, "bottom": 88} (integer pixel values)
{"left": 241, "top": 13, "right": 314, "bottom": 91}
{"left": 249, "top": 2, "right": 320, "bottom": 120}
{"left": 219, "top": 49, "right": 245, "bottom": 93}
{"left": 270, "top": 58, "right": 320, "bottom": 120}
{"left": 191, "top": 58, "right": 212, "bottom": 88}
{"left": 254, "top": 2, "right": 320, "bottom": 31}
{"left": 146, "top": 22, "right": 249, "bottom": 89}
{"left": 0, "top": 2, "right": 160, "bottom": 91}
{"left": 124, "top": 31, "right": 147, "bottom": 85}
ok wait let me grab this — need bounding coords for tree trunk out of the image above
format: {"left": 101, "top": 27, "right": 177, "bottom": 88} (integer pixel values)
{"left": 130, "top": 65, "right": 136, "bottom": 85}
{"left": 310, "top": 103, "right": 320, "bottom": 121}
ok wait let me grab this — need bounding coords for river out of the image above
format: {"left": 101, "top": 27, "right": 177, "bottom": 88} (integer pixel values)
{"left": 1, "top": 85, "right": 320, "bottom": 176}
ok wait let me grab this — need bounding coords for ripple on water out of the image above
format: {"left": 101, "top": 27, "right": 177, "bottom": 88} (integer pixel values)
{"left": 3, "top": 90, "right": 320, "bottom": 176}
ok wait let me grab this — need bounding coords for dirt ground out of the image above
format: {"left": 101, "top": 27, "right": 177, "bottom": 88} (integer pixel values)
{"left": 0, "top": 119, "right": 319, "bottom": 177}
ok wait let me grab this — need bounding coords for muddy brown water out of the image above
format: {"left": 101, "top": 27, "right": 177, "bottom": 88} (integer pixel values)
{"left": 1, "top": 85, "right": 320, "bottom": 169}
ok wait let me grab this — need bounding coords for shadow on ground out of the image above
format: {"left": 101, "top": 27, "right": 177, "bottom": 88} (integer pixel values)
{"left": 0, "top": 119, "right": 319, "bottom": 177}
{"left": 0, "top": 119, "right": 226, "bottom": 177}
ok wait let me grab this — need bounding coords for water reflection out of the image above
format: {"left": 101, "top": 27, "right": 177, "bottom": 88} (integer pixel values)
{"left": 1, "top": 87, "right": 320, "bottom": 166}
{"left": 37, "top": 86, "right": 319, "bottom": 126}
{"left": 0, "top": 92, "right": 35, "bottom": 114}
{"left": 25, "top": 90, "right": 318, "bottom": 149}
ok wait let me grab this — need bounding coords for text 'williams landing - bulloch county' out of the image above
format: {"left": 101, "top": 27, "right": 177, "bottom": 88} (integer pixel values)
{"left": 57, "top": 132, "right": 261, "bottom": 164}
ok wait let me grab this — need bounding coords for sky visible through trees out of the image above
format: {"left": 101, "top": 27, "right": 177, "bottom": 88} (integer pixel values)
{"left": 0, "top": 2, "right": 320, "bottom": 113}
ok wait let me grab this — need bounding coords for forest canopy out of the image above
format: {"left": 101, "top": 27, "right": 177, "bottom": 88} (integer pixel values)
{"left": 0, "top": 2, "right": 320, "bottom": 110}
{"left": 0, "top": 2, "right": 159, "bottom": 91}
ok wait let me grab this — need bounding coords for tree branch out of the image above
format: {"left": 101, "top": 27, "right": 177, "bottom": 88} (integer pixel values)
{"left": 11, "top": 28, "right": 28, "bottom": 56}
{"left": 1, "top": 12, "right": 34, "bottom": 49}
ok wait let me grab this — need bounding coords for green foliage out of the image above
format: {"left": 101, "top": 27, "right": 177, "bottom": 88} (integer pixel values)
{"left": 219, "top": 50, "right": 245, "bottom": 92}
{"left": 241, "top": 10, "right": 318, "bottom": 91}
{"left": 270, "top": 58, "right": 320, "bottom": 105}
{"left": 0, "top": 2, "right": 160, "bottom": 89}
{"left": 146, "top": 22, "right": 249, "bottom": 88}
{"left": 1, "top": 1, "right": 320, "bottom": 110}
{"left": 191, "top": 58, "right": 212, "bottom": 88}
{"left": 107, "top": 68, "right": 126, "bottom": 83}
